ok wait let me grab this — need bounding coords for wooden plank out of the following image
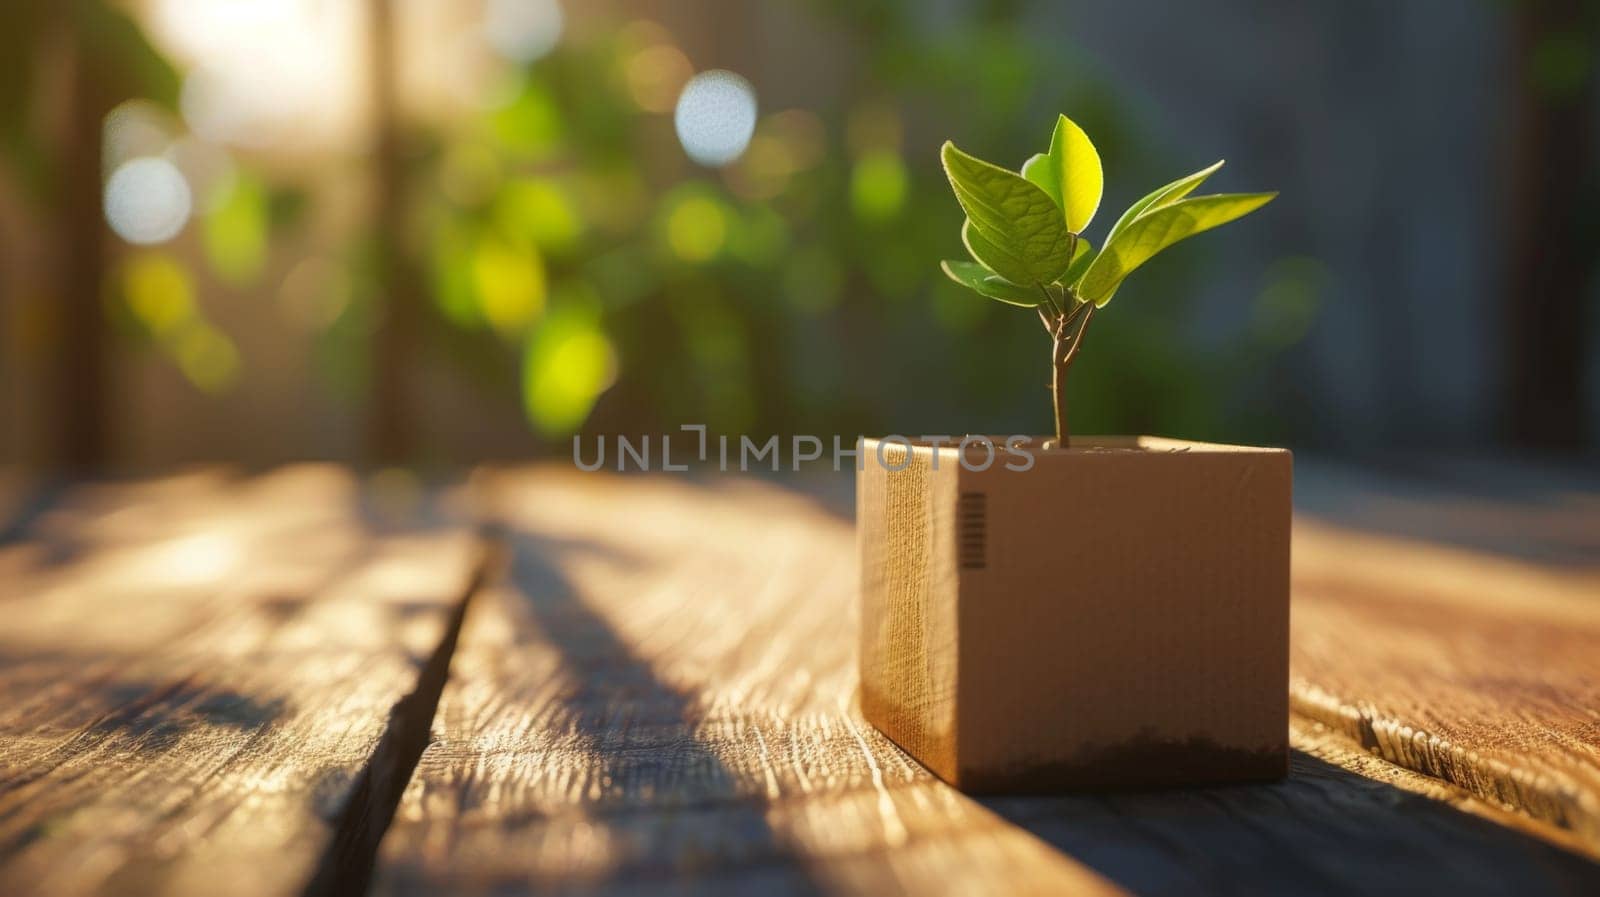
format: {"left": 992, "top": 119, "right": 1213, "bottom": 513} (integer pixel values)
{"left": 375, "top": 471, "right": 1121, "bottom": 896}
{"left": 984, "top": 716, "right": 1600, "bottom": 896}
{"left": 0, "top": 466, "right": 482, "bottom": 897}
{"left": 1291, "top": 517, "right": 1600, "bottom": 856}
{"left": 373, "top": 469, "right": 1600, "bottom": 895}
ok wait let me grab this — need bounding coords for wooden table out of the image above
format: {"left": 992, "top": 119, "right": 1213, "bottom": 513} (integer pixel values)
{"left": 1, "top": 462, "right": 1598, "bottom": 896}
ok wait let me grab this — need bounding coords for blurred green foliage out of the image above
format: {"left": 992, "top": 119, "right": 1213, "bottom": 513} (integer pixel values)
{"left": 408, "top": 1, "right": 1310, "bottom": 444}
{"left": 1, "top": 0, "right": 1318, "bottom": 453}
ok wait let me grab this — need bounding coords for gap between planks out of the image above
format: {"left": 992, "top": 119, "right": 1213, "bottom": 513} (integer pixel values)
{"left": 300, "top": 527, "right": 504, "bottom": 897}
{"left": 1291, "top": 519, "right": 1600, "bottom": 861}
{"left": 366, "top": 470, "right": 1600, "bottom": 895}
{"left": 300, "top": 474, "right": 1600, "bottom": 894}
{"left": 1289, "top": 716, "right": 1600, "bottom": 863}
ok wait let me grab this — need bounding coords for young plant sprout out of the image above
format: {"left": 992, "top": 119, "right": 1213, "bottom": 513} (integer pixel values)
{"left": 940, "top": 115, "right": 1276, "bottom": 448}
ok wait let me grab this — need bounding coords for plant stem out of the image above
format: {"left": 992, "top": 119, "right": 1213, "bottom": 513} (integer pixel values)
{"left": 1036, "top": 305, "right": 1055, "bottom": 333}
{"left": 1048, "top": 303, "right": 1095, "bottom": 448}
{"left": 1051, "top": 331, "right": 1069, "bottom": 447}
{"left": 1035, "top": 283, "right": 1062, "bottom": 319}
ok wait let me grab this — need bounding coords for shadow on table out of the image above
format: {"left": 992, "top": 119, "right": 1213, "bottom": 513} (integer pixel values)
{"left": 498, "top": 532, "right": 829, "bottom": 893}
{"left": 980, "top": 750, "right": 1600, "bottom": 896}
{"left": 0, "top": 648, "right": 288, "bottom": 787}
{"left": 495, "top": 507, "right": 1600, "bottom": 896}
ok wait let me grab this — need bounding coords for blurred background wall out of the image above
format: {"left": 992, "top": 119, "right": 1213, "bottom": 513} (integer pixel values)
{"left": 0, "top": 0, "right": 1595, "bottom": 471}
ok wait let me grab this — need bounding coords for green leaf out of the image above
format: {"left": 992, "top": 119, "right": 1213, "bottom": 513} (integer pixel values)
{"left": 941, "top": 141, "right": 1073, "bottom": 284}
{"left": 1021, "top": 115, "right": 1103, "bottom": 233}
{"left": 1077, "top": 192, "right": 1277, "bottom": 306}
{"left": 940, "top": 260, "right": 1040, "bottom": 307}
{"left": 1020, "top": 154, "right": 1050, "bottom": 197}
{"left": 1065, "top": 238, "right": 1095, "bottom": 285}
{"left": 1103, "top": 159, "right": 1224, "bottom": 248}
{"left": 960, "top": 219, "right": 1031, "bottom": 286}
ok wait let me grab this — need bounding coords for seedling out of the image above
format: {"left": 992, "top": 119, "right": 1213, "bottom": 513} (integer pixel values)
{"left": 940, "top": 115, "right": 1275, "bottom": 447}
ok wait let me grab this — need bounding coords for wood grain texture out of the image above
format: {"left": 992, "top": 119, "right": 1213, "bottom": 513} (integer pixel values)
{"left": 373, "top": 468, "right": 1600, "bottom": 896}
{"left": 376, "top": 471, "right": 1122, "bottom": 896}
{"left": 1291, "top": 517, "right": 1600, "bottom": 856}
{"left": 0, "top": 467, "right": 479, "bottom": 897}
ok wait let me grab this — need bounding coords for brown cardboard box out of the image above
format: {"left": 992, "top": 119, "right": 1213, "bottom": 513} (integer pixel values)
{"left": 857, "top": 435, "right": 1291, "bottom": 792}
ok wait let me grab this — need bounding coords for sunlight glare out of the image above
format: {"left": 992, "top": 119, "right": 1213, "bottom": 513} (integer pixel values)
{"left": 157, "top": 532, "right": 242, "bottom": 584}
{"left": 153, "top": 0, "right": 364, "bottom": 151}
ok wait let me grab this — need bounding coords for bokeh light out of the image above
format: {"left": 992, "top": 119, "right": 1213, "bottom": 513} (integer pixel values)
{"left": 625, "top": 45, "right": 693, "bottom": 114}
{"left": 202, "top": 172, "right": 268, "bottom": 285}
{"left": 727, "top": 110, "right": 825, "bottom": 200}
{"left": 104, "top": 157, "right": 193, "bottom": 245}
{"left": 473, "top": 239, "right": 547, "bottom": 336}
{"left": 484, "top": 0, "right": 564, "bottom": 64}
{"left": 103, "top": 101, "right": 175, "bottom": 173}
{"left": 674, "top": 70, "right": 758, "bottom": 167}
{"left": 491, "top": 78, "right": 565, "bottom": 157}
{"left": 166, "top": 137, "right": 237, "bottom": 213}
{"left": 171, "top": 321, "right": 241, "bottom": 393}
{"left": 850, "top": 150, "right": 909, "bottom": 222}
{"left": 522, "top": 308, "right": 617, "bottom": 436}
{"left": 497, "top": 179, "right": 582, "bottom": 254}
{"left": 665, "top": 194, "right": 728, "bottom": 262}
{"left": 278, "top": 258, "right": 353, "bottom": 332}
{"left": 121, "top": 253, "right": 195, "bottom": 336}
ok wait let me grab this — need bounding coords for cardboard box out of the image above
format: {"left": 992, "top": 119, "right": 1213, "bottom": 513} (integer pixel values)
{"left": 857, "top": 435, "right": 1291, "bottom": 792}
